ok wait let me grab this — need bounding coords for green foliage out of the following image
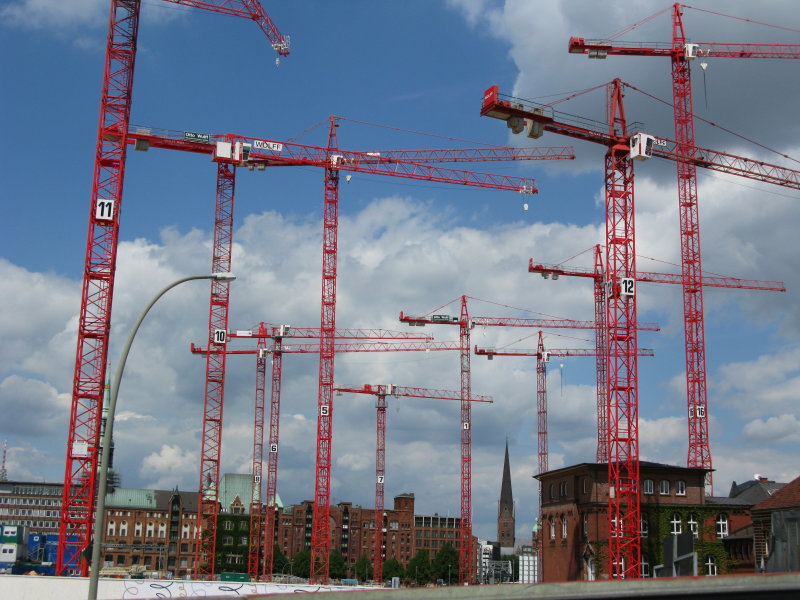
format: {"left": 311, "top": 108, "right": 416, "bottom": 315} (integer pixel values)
{"left": 272, "top": 544, "right": 289, "bottom": 573}
{"left": 382, "top": 557, "right": 405, "bottom": 582}
{"left": 644, "top": 506, "right": 730, "bottom": 575}
{"left": 291, "top": 548, "right": 311, "bottom": 578}
{"left": 430, "top": 543, "right": 458, "bottom": 583}
{"left": 406, "top": 549, "right": 432, "bottom": 585}
{"left": 329, "top": 550, "right": 347, "bottom": 580}
{"left": 354, "top": 554, "right": 372, "bottom": 581}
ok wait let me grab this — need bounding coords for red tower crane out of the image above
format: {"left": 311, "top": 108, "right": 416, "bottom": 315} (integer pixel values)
{"left": 191, "top": 323, "right": 454, "bottom": 579}
{"left": 127, "top": 124, "right": 572, "bottom": 580}
{"left": 481, "top": 79, "right": 799, "bottom": 578}
{"left": 476, "top": 333, "right": 654, "bottom": 581}
{"left": 397, "top": 295, "right": 658, "bottom": 583}
{"left": 530, "top": 244, "right": 786, "bottom": 463}
{"left": 58, "top": 0, "right": 288, "bottom": 576}
{"left": 568, "top": 2, "right": 800, "bottom": 490}
{"left": 334, "top": 384, "right": 492, "bottom": 584}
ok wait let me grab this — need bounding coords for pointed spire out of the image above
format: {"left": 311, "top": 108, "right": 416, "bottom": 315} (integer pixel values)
{"left": 499, "top": 440, "right": 513, "bottom": 514}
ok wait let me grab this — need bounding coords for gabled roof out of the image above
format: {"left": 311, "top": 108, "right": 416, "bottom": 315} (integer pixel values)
{"left": 729, "top": 479, "right": 786, "bottom": 504}
{"left": 752, "top": 475, "right": 800, "bottom": 512}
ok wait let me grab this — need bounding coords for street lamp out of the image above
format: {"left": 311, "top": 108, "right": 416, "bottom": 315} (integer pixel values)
{"left": 87, "top": 273, "right": 235, "bottom": 600}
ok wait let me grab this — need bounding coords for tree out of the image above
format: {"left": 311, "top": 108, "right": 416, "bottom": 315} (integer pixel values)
{"left": 354, "top": 554, "right": 372, "bottom": 582}
{"left": 431, "top": 543, "right": 458, "bottom": 584}
{"left": 272, "top": 544, "right": 289, "bottom": 574}
{"left": 406, "top": 549, "right": 431, "bottom": 585}
{"left": 329, "top": 550, "right": 347, "bottom": 580}
{"left": 291, "top": 548, "right": 311, "bottom": 579}
{"left": 382, "top": 557, "right": 405, "bottom": 582}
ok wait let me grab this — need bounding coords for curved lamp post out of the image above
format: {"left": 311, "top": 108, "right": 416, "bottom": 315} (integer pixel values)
{"left": 87, "top": 273, "right": 235, "bottom": 600}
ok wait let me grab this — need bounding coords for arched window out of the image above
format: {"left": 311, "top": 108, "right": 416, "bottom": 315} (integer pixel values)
{"left": 582, "top": 513, "right": 589, "bottom": 539}
{"left": 687, "top": 513, "right": 699, "bottom": 539}
{"left": 716, "top": 513, "right": 729, "bottom": 538}
{"left": 705, "top": 554, "right": 718, "bottom": 576}
{"left": 670, "top": 513, "right": 682, "bottom": 535}
{"left": 659, "top": 480, "right": 670, "bottom": 495}
{"left": 549, "top": 516, "right": 556, "bottom": 540}
{"left": 676, "top": 480, "right": 687, "bottom": 496}
{"left": 549, "top": 484, "right": 556, "bottom": 500}
{"left": 561, "top": 515, "right": 568, "bottom": 540}
{"left": 642, "top": 479, "right": 654, "bottom": 495}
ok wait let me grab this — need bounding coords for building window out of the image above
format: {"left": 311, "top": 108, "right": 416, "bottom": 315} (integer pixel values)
{"left": 640, "top": 514, "right": 648, "bottom": 538}
{"left": 559, "top": 481, "right": 568, "bottom": 497}
{"left": 582, "top": 477, "right": 589, "bottom": 494}
{"left": 549, "top": 517, "right": 555, "bottom": 540}
{"left": 716, "top": 514, "right": 729, "bottom": 539}
{"left": 641, "top": 554, "right": 650, "bottom": 578}
{"left": 611, "top": 514, "right": 619, "bottom": 538}
{"left": 643, "top": 479, "right": 654, "bottom": 495}
{"left": 687, "top": 513, "right": 699, "bottom": 539}
{"left": 561, "top": 516, "right": 568, "bottom": 540}
{"left": 676, "top": 480, "right": 686, "bottom": 496}
{"left": 670, "top": 513, "right": 682, "bottom": 535}
{"left": 659, "top": 480, "right": 670, "bottom": 495}
{"left": 549, "top": 484, "right": 555, "bottom": 500}
{"left": 223, "top": 521, "right": 233, "bottom": 531}
{"left": 611, "top": 557, "right": 626, "bottom": 579}
{"left": 705, "top": 555, "right": 718, "bottom": 576}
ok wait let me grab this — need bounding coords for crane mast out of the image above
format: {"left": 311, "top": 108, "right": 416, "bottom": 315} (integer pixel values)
{"left": 530, "top": 244, "right": 786, "bottom": 461}
{"left": 131, "top": 122, "right": 560, "bottom": 580}
{"left": 58, "top": 0, "right": 289, "bottom": 577}
{"left": 399, "top": 296, "right": 633, "bottom": 582}
{"left": 334, "top": 383, "right": 492, "bottom": 584}
{"left": 193, "top": 335, "right": 461, "bottom": 580}
{"left": 569, "top": 1, "right": 800, "bottom": 492}
{"left": 482, "top": 73, "right": 799, "bottom": 577}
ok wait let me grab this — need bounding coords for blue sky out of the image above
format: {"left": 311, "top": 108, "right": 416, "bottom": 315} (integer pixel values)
{"left": 2, "top": 0, "right": 799, "bottom": 545}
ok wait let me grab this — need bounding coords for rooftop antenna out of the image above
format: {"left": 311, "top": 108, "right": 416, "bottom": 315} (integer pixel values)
{"left": 0, "top": 439, "right": 8, "bottom": 482}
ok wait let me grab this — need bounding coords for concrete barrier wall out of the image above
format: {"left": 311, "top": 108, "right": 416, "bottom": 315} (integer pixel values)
{"left": 0, "top": 575, "right": 367, "bottom": 600}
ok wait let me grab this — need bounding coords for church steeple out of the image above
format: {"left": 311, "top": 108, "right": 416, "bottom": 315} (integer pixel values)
{"left": 498, "top": 440, "right": 515, "bottom": 550}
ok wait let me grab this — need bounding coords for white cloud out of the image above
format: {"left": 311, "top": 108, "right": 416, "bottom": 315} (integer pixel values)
{"left": 743, "top": 414, "right": 800, "bottom": 444}
{"left": 1, "top": 0, "right": 106, "bottom": 29}
{"left": 139, "top": 444, "right": 198, "bottom": 490}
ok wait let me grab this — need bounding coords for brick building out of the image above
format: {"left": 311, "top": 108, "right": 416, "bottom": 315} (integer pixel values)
{"left": 102, "top": 487, "right": 198, "bottom": 578}
{"left": 272, "top": 492, "right": 460, "bottom": 574}
{"left": 534, "top": 461, "right": 763, "bottom": 582}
